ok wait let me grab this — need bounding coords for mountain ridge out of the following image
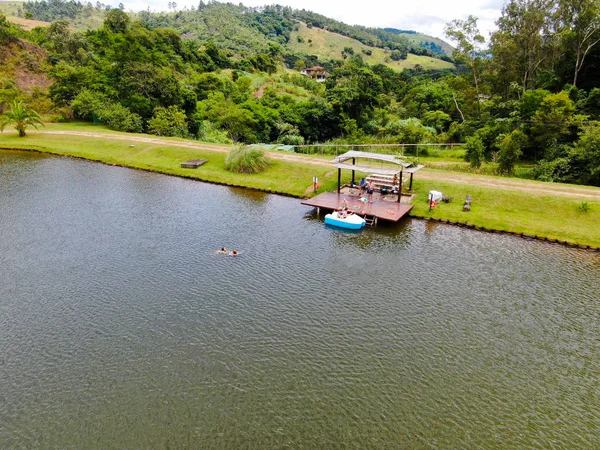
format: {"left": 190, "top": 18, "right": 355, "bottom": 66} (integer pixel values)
{"left": 1, "top": 0, "right": 454, "bottom": 71}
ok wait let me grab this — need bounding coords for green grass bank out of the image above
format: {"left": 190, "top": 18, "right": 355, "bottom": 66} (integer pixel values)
{"left": 2, "top": 123, "right": 600, "bottom": 248}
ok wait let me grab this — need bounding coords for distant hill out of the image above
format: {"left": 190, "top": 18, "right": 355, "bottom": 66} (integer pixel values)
{"left": 383, "top": 28, "right": 453, "bottom": 55}
{"left": 288, "top": 22, "right": 453, "bottom": 71}
{"left": 1, "top": 0, "right": 454, "bottom": 71}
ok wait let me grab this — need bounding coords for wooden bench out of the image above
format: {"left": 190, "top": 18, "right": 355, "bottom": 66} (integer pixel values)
{"left": 366, "top": 174, "right": 407, "bottom": 190}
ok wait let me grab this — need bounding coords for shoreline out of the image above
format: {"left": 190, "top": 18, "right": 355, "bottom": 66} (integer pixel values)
{"left": 3, "top": 145, "right": 599, "bottom": 252}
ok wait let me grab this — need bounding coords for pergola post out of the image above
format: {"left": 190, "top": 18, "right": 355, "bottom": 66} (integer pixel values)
{"left": 397, "top": 170, "right": 403, "bottom": 203}
{"left": 351, "top": 157, "right": 355, "bottom": 185}
{"left": 337, "top": 167, "right": 341, "bottom": 193}
{"left": 409, "top": 172, "right": 414, "bottom": 190}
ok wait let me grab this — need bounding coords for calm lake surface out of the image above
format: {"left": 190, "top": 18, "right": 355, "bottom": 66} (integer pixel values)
{"left": 1, "top": 151, "right": 599, "bottom": 448}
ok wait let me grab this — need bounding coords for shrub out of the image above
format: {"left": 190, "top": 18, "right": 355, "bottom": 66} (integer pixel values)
{"left": 279, "top": 134, "right": 305, "bottom": 145}
{"left": 577, "top": 201, "right": 591, "bottom": 213}
{"left": 531, "top": 157, "right": 571, "bottom": 182}
{"left": 225, "top": 145, "right": 270, "bottom": 174}
{"left": 70, "top": 89, "right": 109, "bottom": 121}
{"left": 390, "top": 50, "right": 406, "bottom": 61}
{"left": 465, "top": 135, "right": 485, "bottom": 168}
{"left": 497, "top": 129, "right": 527, "bottom": 175}
{"left": 196, "top": 120, "right": 232, "bottom": 144}
{"left": 147, "top": 105, "right": 188, "bottom": 137}
{"left": 97, "top": 103, "right": 143, "bottom": 133}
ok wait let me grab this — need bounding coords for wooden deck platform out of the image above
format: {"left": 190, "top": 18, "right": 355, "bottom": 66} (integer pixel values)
{"left": 301, "top": 192, "right": 413, "bottom": 223}
{"left": 181, "top": 159, "right": 207, "bottom": 169}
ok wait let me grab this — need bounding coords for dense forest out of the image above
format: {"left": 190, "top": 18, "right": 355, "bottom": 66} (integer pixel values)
{"left": 1, "top": 0, "right": 600, "bottom": 186}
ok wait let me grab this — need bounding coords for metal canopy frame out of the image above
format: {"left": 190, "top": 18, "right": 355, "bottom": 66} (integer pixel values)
{"left": 332, "top": 151, "right": 424, "bottom": 202}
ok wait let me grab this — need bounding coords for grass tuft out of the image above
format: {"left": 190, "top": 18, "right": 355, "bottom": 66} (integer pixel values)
{"left": 225, "top": 145, "right": 271, "bottom": 174}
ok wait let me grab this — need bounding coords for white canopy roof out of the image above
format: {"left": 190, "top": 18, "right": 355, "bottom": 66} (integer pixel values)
{"left": 331, "top": 151, "right": 424, "bottom": 174}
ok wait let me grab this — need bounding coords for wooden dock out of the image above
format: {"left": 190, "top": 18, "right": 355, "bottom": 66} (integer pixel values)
{"left": 301, "top": 192, "right": 413, "bottom": 223}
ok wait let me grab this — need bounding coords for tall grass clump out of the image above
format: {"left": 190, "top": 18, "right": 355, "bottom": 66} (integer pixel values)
{"left": 225, "top": 145, "right": 271, "bottom": 174}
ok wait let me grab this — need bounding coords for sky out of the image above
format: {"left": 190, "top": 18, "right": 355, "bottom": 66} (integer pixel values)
{"left": 125, "top": 0, "right": 505, "bottom": 42}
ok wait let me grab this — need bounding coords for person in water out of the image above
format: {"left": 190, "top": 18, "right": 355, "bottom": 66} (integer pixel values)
{"left": 229, "top": 250, "right": 239, "bottom": 256}
{"left": 217, "top": 247, "right": 227, "bottom": 254}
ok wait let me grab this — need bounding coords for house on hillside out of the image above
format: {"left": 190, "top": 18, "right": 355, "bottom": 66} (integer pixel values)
{"left": 301, "top": 66, "right": 328, "bottom": 82}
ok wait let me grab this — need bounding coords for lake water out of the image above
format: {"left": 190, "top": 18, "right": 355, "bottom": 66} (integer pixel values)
{"left": 1, "top": 151, "right": 599, "bottom": 448}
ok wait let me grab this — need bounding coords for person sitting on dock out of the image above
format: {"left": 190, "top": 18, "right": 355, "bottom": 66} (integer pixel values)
{"left": 217, "top": 247, "right": 227, "bottom": 254}
{"left": 359, "top": 177, "right": 366, "bottom": 193}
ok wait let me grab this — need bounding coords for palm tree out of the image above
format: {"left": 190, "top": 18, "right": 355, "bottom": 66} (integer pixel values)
{"left": 0, "top": 101, "right": 44, "bottom": 137}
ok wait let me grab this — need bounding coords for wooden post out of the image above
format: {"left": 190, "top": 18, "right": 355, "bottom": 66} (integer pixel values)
{"left": 337, "top": 168, "right": 341, "bottom": 193}
{"left": 351, "top": 157, "right": 355, "bottom": 185}
{"left": 409, "top": 172, "right": 414, "bottom": 190}
{"left": 397, "top": 170, "right": 403, "bottom": 203}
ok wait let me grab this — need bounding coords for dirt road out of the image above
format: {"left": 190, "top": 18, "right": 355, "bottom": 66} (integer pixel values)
{"left": 43, "top": 130, "right": 600, "bottom": 201}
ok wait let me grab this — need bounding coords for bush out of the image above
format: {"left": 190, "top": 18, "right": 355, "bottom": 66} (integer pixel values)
{"left": 225, "top": 145, "right": 270, "bottom": 174}
{"left": 196, "top": 120, "right": 232, "bottom": 144}
{"left": 97, "top": 103, "right": 143, "bottom": 133}
{"left": 147, "top": 105, "right": 188, "bottom": 137}
{"left": 465, "top": 135, "right": 485, "bottom": 168}
{"left": 497, "top": 129, "right": 527, "bottom": 175}
{"left": 70, "top": 89, "right": 109, "bottom": 121}
{"left": 279, "top": 134, "right": 305, "bottom": 145}
{"left": 390, "top": 50, "right": 407, "bottom": 61}
{"left": 531, "top": 157, "right": 571, "bottom": 182}
{"left": 577, "top": 201, "right": 591, "bottom": 213}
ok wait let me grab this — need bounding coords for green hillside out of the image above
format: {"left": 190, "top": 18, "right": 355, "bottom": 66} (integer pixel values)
{"left": 289, "top": 22, "right": 454, "bottom": 71}
{"left": 1, "top": 1, "right": 454, "bottom": 71}
{"left": 383, "top": 28, "right": 453, "bottom": 55}
{"left": 0, "top": 0, "right": 106, "bottom": 30}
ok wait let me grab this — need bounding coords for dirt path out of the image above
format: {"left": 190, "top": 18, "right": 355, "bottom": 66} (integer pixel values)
{"left": 42, "top": 130, "right": 600, "bottom": 200}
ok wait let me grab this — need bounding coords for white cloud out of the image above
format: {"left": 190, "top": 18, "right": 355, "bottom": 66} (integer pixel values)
{"left": 119, "top": 0, "right": 503, "bottom": 41}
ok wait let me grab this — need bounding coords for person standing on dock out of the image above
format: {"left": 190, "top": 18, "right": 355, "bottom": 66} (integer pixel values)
{"left": 366, "top": 179, "right": 375, "bottom": 203}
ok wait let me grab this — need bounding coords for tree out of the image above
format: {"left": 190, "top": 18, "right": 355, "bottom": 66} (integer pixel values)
{"left": 326, "top": 60, "right": 383, "bottom": 124}
{"left": 422, "top": 110, "right": 451, "bottom": 132}
{"left": 530, "top": 91, "right": 579, "bottom": 153}
{"left": 206, "top": 101, "right": 257, "bottom": 143}
{"left": 465, "top": 135, "right": 485, "bottom": 168}
{"left": 0, "top": 101, "right": 44, "bottom": 137}
{"left": 569, "top": 123, "right": 600, "bottom": 185}
{"left": 557, "top": 0, "right": 600, "bottom": 87}
{"left": 104, "top": 8, "right": 130, "bottom": 33}
{"left": 498, "top": 129, "right": 527, "bottom": 174}
{"left": 444, "top": 15, "right": 485, "bottom": 91}
{"left": 490, "top": 0, "right": 555, "bottom": 94}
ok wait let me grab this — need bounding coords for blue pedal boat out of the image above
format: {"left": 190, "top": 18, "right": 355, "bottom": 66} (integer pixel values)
{"left": 324, "top": 211, "right": 366, "bottom": 230}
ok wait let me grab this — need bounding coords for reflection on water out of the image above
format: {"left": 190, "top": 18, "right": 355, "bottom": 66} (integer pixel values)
{"left": 1, "top": 151, "right": 599, "bottom": 448}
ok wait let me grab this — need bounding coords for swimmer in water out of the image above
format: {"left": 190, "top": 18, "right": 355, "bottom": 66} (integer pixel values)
{"left": 217, "top": 247, "right": 227, "bottom": 254}
{"left": 229, "top": 250, "right": 239, "bottom": 256}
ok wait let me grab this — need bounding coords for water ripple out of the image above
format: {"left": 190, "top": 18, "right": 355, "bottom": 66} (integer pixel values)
{"left": 1, "top": 152, "right": 599, "bottom": 448}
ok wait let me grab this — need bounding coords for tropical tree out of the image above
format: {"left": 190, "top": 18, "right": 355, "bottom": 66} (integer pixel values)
{"left": 0, "top": 101, "right": 44, "bottom": 137}
{"left": 444, "top": 15, "right": 485, "bottom": 91}
{"left": 557, "top": 0, "right": 600, "bottom": 87}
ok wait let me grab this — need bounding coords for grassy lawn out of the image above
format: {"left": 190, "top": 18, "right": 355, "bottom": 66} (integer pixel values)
{"left": 0, "top": 126, "right": 338, "bottom": 197}
{"left": 410, "top": 179, "right": 600, "bottom": 247}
